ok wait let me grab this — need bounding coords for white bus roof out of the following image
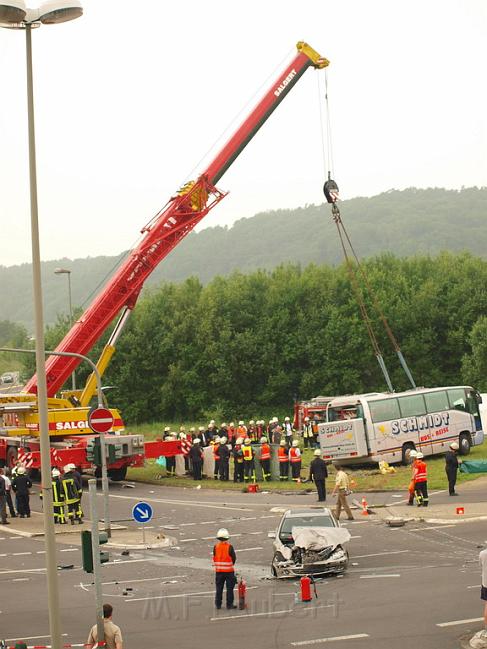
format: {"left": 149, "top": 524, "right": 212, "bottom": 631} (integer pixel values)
{"left": 328, "top": 386, "right": 474, "bottom": 408}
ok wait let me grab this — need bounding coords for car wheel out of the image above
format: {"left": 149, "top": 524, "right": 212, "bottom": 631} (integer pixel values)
{"left": 402, "top": 443, "right": 416, "bottom": 465}
{"left": 459, "top": 433, "right": 471, "bottom": 456}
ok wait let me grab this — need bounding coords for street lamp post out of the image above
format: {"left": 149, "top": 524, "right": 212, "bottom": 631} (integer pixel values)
{"left": 54, "top": 267, "right": 76, "bottom": 390}
{"left": 0, "top": 3, "right": 83, "bottom": 649}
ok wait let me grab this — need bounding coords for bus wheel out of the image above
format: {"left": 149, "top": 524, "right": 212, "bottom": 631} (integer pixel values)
{"left": 402, "top": 443, "right": 416, "bottom": 466}
{"left": 459, "top": 434, "right": 471, "bottom": 456}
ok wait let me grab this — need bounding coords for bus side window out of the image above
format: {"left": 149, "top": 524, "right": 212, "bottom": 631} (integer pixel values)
{"left": 466, "top": 390, "right": 480, "bottom": 416}
{"left": 447, "top": 389, "right": 467, "bottom": 412}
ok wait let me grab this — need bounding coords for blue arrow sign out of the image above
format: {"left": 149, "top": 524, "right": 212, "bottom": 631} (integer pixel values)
{"left": 132, "top": 502, "right": 153, "bottom": 524}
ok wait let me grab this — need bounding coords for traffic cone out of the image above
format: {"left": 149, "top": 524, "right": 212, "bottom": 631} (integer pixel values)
{"left": 361, "top": 497, "right": 369, "bottom": 516}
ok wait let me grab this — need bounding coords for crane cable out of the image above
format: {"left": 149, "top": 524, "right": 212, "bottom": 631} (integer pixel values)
{"left": 318, "top": 74, "right": 416, "bottom": 391}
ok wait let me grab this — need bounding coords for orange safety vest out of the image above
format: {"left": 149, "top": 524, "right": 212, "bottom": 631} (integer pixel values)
{"left": 414, "top": 460, "right": 427, "bottom": 483}
{"left": 289, "top": 447, "right": 301, "bottom": 463}
{"left": 242, "top": 444, "right": 253, "bottom": 461}
{"left": 213, "top": 444, "right": 220, "bottom": 460}
{"left": 213, "top": 541, "right": 234, "bottom": 572}
{"left": 260, "top": 444, "right": 271, "bottom": 460}
{"left": 278, "top": 447, "right": 288, "bottom": 463}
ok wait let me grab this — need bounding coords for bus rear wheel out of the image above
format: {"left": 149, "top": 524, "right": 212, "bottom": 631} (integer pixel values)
{"left": 459, "top": 433, "right": 471, "bottom": 456}
{"left": 401, "top": 443, "right": 416, "bottom": 466}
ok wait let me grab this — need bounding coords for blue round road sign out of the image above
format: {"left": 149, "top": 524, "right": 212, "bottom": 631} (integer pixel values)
{"left": 132, "top": 502, "right": 153, "bottom": 523}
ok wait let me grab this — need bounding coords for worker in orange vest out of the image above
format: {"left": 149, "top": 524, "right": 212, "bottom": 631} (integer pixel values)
{"left": 278, "top": 440, "right": 289, "bottom": 481}
{"left": 407, "top": 449, "right": 418, "bottom": 505}
{"left": 289, "top": 440, "right": 302, "bottom": 482}
{"left": 242, "top": 438, "right": 255, "bottom": 483}
{"left": 212, "top": 436, "right": 221, "bottom": 480}
{"left": 259, "top": 436, "right": 271, "bottom": 481}
{"left": 413, "top": 452, "right": 428, "bottom": 507}
{"left": 212, "top": 528, "right": 237, "bottom": 610}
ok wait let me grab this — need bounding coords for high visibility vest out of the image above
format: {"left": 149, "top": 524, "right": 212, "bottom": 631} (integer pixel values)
{"left": 278, "top": 447, "right": 288, "bottom": 463}
{"left": 242, "top": 444, "right": 253, "bottom": 461}
{"left": 213, "top": 541, "right": 234, "bottom": 572}
{"left": 414, "top": 461, "right": 427, "bottom": 483}
{"left": 303, "top": 423, "right": 313, "bottom": 438}
{"left": 213, "top": 444, "right": 220, "bottom": 460}
{"left": 62, "top": 477, "right": 79, "bottom": 504}
{"left": 260, "top": 444, "right": 271, "bottom": 460}
{"left": 52, "top": 479, "right": 64, "bottom": 507}
{"left": 289, "top": 447, "right": 301, "bottom": 463}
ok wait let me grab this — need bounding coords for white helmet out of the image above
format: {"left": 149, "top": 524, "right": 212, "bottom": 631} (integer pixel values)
{"left": 193, "top": 438, "right": 201, "bottom": 444}
{"left": 314, "top": 449, "right": 322, "bottom": 456}
{"left": 180, "top": 426, "right": 186, "bottom": 432}
{"left": 63, "top": 465, "right": 72, "bottom": 473}
{"left": 292, "top": 440, "right": 299, "bottom": 447}
{"left": 236, "top": 437, "right": 243, "bottom": 445}
{"left": 190, "top": 427, "right": 196, "bottom": 432}
{"left": 304, "top": 416, "right": 310, "bottom": 422}
{"left": 179, "top": 432, "right": 187, "bottom": 439}
{"left": 164, "top": 426, "right": 170, "bottom": 432}
{"left": 229, "top": 422, "right": 235, "bottom": 427}
{"left": 198, "top": 426, "right": 205, "bottom": 431}
{"left": 280, "top": 440, "right": 287, "bottom": 446}
{"left": 410, "top": 450, "right": 418, "bottom": 458}
{"left": 17, "top": 466, "right": 26, "bottom": 475}
{"left": 272, "top": 416, "right": 278, "bottom": 423}
{"left": 416, "top": 452, "right": 424, "bottom": 459}
{"left": 216, "top": 528, "right": 229, "bottom": 540}
{"left": 238, "top": 420, "right": 244, "bottom": 426}
{"left": 260, "top": 437, "right": 267, "bottom": 443}
{"left": 214, "top": 436, "right": 221, "bottom": 443}
{"left": 52, "top": 468, "right": 61, "bottom": 477}
{"left": 210, "top": 420, "right": 216, "bottom": 425}
{"left": 249, "top": 420, "right": 255, "bottom": 425}
{"left": 285, "top": 416, "right": 290, "bottom": 422}
{"left": 450, "top": 442, "right": 459, "bottom": 450}
{"left": 244, "top": 437, "right": 251, "bottom": 444}
{"left": 221, "top": 423, "right": 227, "bottom": 428}
{"left": 220, "top": 436, "right": 227, "bottom": 444}
{"left": 268, "top": 419, "right": 273, "bottom": 424}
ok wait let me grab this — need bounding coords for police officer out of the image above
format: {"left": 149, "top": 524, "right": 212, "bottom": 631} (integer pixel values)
{"left": 309, "top": 449, "right": 328, "bottom": 501}
{"left": 212, "top": 528, "right": 237, "bottom": 610}
{"left": 445, "top": 442, "right": 461, "bottom": 496}
{"left": 189, "top": 439, "right": 203, "bottom": 480}
{"left": 12, "top": 466, "right": 32, "bottom": 518}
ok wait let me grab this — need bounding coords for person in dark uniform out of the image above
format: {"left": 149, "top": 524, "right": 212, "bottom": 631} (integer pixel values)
{"left": 212, "top": 528, "right": 237, "bottom": 610}
{"left": 62, "top": 465, "right": 83, "bottom": 524}
{"left": 445, "top": 441, "right": 461, "bottom": 496}
{"left": 189, "top": 439, "right": 203, "bottom": 480}
{"left": 12, "top": 466, "right": 32, "bottom": 518}
{"left": 309, "top": 449, "right": 329, "bottom": 501}
{"left": 218, "top": 437, "right": 230, "bottom": 481}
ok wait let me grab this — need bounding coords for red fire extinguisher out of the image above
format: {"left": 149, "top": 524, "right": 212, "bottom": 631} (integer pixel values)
{"left": 238, "top": 575, "right": 247, "bottom": 609}
{"left": 300, "top": 575, "right": 312, "bottom": 602}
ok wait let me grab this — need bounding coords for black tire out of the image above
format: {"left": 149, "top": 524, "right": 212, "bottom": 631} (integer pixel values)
{"left": 108, "top": 466, "right": 128, "bottom": 481}
{"left": 401, "top": 443, "right": 416, "bottom": 466}
{"left": 459, "top": 434, "right": 472, "bottom": 456}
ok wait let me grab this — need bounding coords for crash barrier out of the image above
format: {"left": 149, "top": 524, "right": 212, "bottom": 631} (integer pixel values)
{"left": 459, "top": 460, "right": 487, "bottom": 474}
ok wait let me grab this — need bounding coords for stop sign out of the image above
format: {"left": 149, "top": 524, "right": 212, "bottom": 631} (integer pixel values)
{"left": 88, "top": 407, "right": 114, "bottom": 434}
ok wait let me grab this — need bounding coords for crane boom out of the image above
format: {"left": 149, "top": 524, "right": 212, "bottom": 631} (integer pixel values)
{"left": 25, "top": 42, "right": 329, "bottom": 397}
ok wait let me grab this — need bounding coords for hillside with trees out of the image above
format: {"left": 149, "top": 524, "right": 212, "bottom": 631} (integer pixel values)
{"left": 1, "top": 187, "right": 486, "bottom": 330}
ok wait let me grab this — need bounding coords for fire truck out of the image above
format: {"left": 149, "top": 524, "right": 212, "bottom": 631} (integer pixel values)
{"left": 0, "top": 42, "right": 329, "bottom": 479}
{"left": 293, "top": 396, "right": 334, "bottom": 431}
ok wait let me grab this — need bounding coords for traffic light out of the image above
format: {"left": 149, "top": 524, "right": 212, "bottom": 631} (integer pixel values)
{"left": 81, "top": 530, "right": 109, "bottom": 573}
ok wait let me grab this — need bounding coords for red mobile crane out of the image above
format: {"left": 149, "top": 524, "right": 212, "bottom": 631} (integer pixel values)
{"left": 0, "top": 42, "right": 329, "bottom": 478}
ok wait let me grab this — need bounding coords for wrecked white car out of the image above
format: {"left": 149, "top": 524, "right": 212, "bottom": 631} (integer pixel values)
{"left": 269, "top": 508, "right": 350, "bottom": 578}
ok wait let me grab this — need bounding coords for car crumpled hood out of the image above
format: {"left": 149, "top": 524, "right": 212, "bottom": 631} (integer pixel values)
{"left": 277, "top": 526, "right": 351, "bottom": 560}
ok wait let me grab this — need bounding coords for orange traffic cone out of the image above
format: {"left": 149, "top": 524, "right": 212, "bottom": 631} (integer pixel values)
{"left": 361, "top": 497, "right": 369, "bottom": 516}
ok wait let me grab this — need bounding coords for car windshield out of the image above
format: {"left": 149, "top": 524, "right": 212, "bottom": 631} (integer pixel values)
{"left": 280, "top": 515, "right": 335, "bottom": 540}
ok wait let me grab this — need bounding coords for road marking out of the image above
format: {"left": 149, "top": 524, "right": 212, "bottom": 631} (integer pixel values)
{"left": 200, "top": 521, "right": 216, "bottom": 524}
{"left": 5, "top": 634, "right": 68, "bottom": 641}
{"left": 109, "top": 494, "right": 251, "bottom": 512}
{"left": 241, "top": 517, "right": 257, "bottom": 520}
{"left": 260, "top": 515, "right": 278, "bottom": 519}
{"left": 202, "top": 533, "right": 241, "bottom": 540}
{"left": 409, "top": 525, "right": 455, "bottom": 532}
{"left": 291, "top": 633, "right": 370, "bottom": 645}
{"left": 12, "top": 578, "right": 30, "bottom": 582}
{"left": 249, "top": 531, "right": 261, "bottom": 535}
{"left": 235, "top": 547, "right": 263, "bottom": 552}
{"left": 211, "top": 603, "right": 332, "bottom": 622}
{"left": 180, "top": 538, "right": 198, "bottom": 543}
{"left": 350, "top": 536, "right": 361, "bottom": 539}
{"left": 126, "top": 586, "right": 258, "bottom": 602}
{"left": 437, "top": 617, "right": 483, "bottom": 627}
{"left": 60, "top": 548, "right": 78, "bottom": 552}
{"left": 180, "top": 522, "right": 196, "bottom": 526}
{"left": 12, "top": 552, "right": 31, "bottom": 556}
{"left": 360, "top": 574, "right": 401, "bottom": 579}
{"left": 467, "top": 584, "right": 480, "bottom": 589}
{"left": 353, "top": 550, "right": 409, "bottom": 559}
{"left": 77, "top": 575, "right": 187, "bottom": 588}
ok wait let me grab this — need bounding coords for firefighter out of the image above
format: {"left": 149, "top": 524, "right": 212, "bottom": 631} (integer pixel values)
{"left": 218, "top": 436, "right": 230, "bottom": 481}
{"left": 445, "top": 441, "right": 461, "bottom": 496}
{"left": 212, "top": 528, "right": 237, "bottom": 610}
{"left": 309, "top": 449, "right": 328, "bottom": 501}
{"left": 189, "top": 438, "right": 204, "bottom": 480}
{"left": 407, "top": 449, "right": 418, "bottom": 505}
{"left": 212, "top": 436, "right": 221, "bottom": 480}
{"left": 312, "top": 415, "right": 320, "bottom": 448}
{"left": 289, "top": 439, "right": 302, "bottom": 482}
{"left": 163, "top": 426, "right": 171, "bottom": 439}
{"left": 302, "top": 416, "right": 314, "bottom": 449}
{"left": 237, "top": 420, "right": 247, "bottom": 439}
{"left": 247, "top": 420, "right": 257, "bottom": 441}
{"left": 228, "top": 422, "right": 236, "bottom": 446}
{"left": 414, "top": 452, "right": 428, "bottom": 507}
{"left": 283, "top": 416, "right": 294, "bottom": 446}
{"left": 278, "top": 440, "right": 289, "bottom": 481}
{"left": 165, "top": 433, "right": 177, "bottom": 477}
{"left": 219, "top": 422, "right": 228, "bottom": 440}
{"left": 11, "top": 466, "right": 32, "bottom": 518}
{"left": 242, "top": 437, "right": 255, "bottom": 483}
{"left": 67, "top": 463, "right": 83, "bottom": 513}
{"left": 63, "top": 465, "right": 83, "bottom": 523}
{"left": 256, "top": 420, "right": 264, "bottom": 439}
{"left": 51, "top": 468, "right": 66, "bottom": 524}
{"left": 259, "top": 437, "right": 271, "bottom": 481}
{"left": 233, "top": 437, "right": 245, "bottom": 483}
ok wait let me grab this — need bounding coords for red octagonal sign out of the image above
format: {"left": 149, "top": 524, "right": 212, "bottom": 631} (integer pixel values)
{"left": 88, "top": 406, "right": 114, "bottom": 434}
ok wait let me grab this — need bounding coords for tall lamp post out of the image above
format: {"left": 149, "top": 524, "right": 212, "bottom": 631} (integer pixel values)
{"left": 0, "top": 3, "right": 83, "bottom": 649}
{"left": 54, "top": 267, "right": 76, "bottom": 390}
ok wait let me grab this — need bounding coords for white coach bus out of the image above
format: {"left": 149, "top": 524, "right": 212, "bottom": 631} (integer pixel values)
{"left": 317, "top": 386, "right": 484, "bottom": 465}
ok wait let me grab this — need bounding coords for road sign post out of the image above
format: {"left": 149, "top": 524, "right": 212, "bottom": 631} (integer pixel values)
{"left": 89, "top": 479, "right": 105, "bottom": 646}
{"left": 88, "top": 406, "right": 114, "bottom": 538}
{"left": 132, "top": 502, "right": 153, "bottom": 546}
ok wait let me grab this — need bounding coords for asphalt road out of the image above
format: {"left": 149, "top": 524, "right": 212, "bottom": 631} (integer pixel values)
{"left": 1, "top": 481, "right": 486, "bottom": 648}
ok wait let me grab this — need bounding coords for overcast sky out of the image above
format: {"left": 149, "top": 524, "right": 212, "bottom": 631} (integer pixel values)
{"left": 1, "top": 0, "right": 486, "bottom": 268}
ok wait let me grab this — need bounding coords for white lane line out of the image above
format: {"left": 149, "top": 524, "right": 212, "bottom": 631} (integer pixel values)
{"left": 260, "top": 515, "right": 278, "bottom": 519}
{"left": 467, "top": 584, "right": 480, "bottom": 589}
{"left": 5, "top": 634, "right": 68, "bottom": 641}
{"left": 409, "top": 525, "right": 455, "bottom": 532}
{"left": 235, "top": 547, "right": 263, "bottom": 552}
{"left": 109, "top": 494, "right": 251, "bottom": 512}
{"left": 180, "top": 538, "right": 198, "bottom": 543}
{"left": 353, "top": 550, "right": 409, "bottom": 559}
{"left": 211, "top": 603, "right": 332, "bottom": 622}
{"left": 126, "top": 586, "right": 259, "bottom": 603}
{"left": 77, "top": 575, "right": 187, "bottom": 588}
{"left": 291, "top": 633, "right": 370, "bottom": 645}
{"left": 350, "top": 536, "right": 361, "bottom": 539}
{"left": 437, "top": 617, "right": 483, "bottom": 627}
{"left": 180, "top": 523, "right": 196, "bottom": 526}
{"left": 241, "top": 517, "right": 257, "bottom": 520}
{"left": 200, "top": 521, "right": 216, "bottom": 524}
{"left": 60, "top": 548, "right": 78, "bottom": 552}
{"left": 36, "top": 551, "right": 46, "bottom": 554}
{"left": 202, "top": 533, "right": 242, "bottom": 540}
{"left": 360, "top": 574, "right": 401, "bottom": 579}
{"left": 249, "top": 531, "right": 261, "bottom": 535}
{"left": 12, "top": 578, "right": 30, "bottom": 582}
{"left": 12, "top": 552, "right": 31, "bottom": 556}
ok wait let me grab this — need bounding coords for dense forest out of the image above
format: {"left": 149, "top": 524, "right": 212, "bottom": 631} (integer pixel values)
{"left": 1, "top": 187, "right": 486, "bottom": 330}
{"left": 27, "top": 251, "right": 487, "bottom": 424}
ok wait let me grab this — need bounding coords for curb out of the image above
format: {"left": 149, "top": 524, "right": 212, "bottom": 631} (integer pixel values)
{"left": 107, "top": 535, "right": 176, "bottom": 551}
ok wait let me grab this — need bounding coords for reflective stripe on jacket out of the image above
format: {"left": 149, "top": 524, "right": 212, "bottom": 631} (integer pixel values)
{"left": 242, "top": 445, "right": 253, "bottom": 461}
{"left": 213, "top": 541, "right": 235, "bottom": 572}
